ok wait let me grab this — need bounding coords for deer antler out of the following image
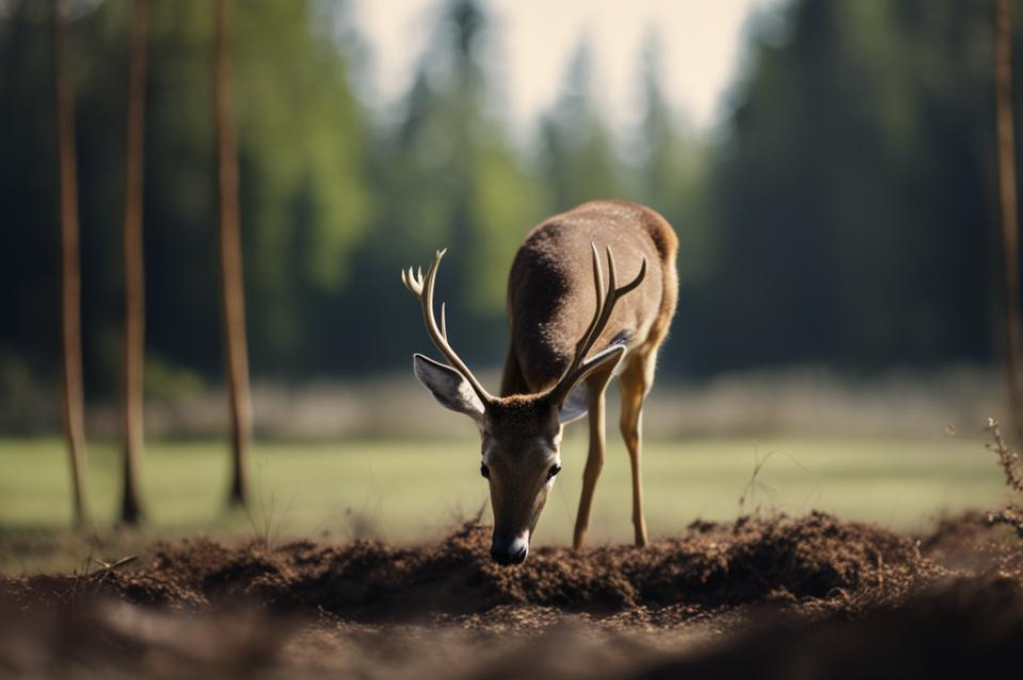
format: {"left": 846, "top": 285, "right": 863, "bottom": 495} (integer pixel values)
{"left": 548, "top": 244, "right": 647, "bottom": 404}
{"left": 402, "top": 250, "right": 494, "bottom": 406}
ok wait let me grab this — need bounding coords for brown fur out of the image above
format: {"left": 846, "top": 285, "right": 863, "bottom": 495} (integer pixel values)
{"left": 501, "top": 200, "right": 679, "bottom": 396}
{"left": 406, "top": 201, "right": 678, "bottom": 556}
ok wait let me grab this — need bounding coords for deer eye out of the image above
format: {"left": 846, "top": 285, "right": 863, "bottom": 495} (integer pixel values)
{"left": 480, "top": 463, "right": 490, "bottom": 479}
{"left": 548, "top": 464, "right": 562, "bottom": 480}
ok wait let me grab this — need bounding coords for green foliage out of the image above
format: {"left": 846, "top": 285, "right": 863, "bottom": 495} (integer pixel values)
{"left": 342, "top": 0, "right": 547, "bottom": 372}
{"left": 233, "top": 0, "right": 371, "bottom": 293}
{"left": 469, "top": 137, "right": 544, "bottom": 311}
{"left": 697, "top": 0, "right": 1002, "bottom": 374}
{"left": 143, "top": 354, "right": 204, "bottom": 400}
{"left": 0, "top": 0, "right": 373, "bottom": 380}
{"left": 540, "top": 40, "right": 623, "bottom": 211}
{"left": 0, "top": 0, "right": 1010, "bottom": 388}
{"left": 632, "top": 35, "right": 712, "bottom": 288}
{"left": 230, "top": 0, "right": 372, "bottom": 367}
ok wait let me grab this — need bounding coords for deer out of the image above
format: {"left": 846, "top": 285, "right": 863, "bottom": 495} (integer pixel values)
{"left": 402, "top": 199, "right": 678, "bottom": 566}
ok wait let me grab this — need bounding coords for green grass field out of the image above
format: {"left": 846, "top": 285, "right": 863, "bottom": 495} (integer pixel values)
{"left": 0, "top": 432, "right": 1012, "bottom": 550}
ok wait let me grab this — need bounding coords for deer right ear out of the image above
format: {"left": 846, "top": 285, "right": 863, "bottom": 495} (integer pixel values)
{"left": 413, "top": 354, "right": 486, "bottom": 421}
{"left": 554, "top": 344, "right": 626, "bottom": 424}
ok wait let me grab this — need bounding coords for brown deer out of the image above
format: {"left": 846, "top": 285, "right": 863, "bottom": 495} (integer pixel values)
{"left": 402, "top": 200, "right": 678, "bottom": 565}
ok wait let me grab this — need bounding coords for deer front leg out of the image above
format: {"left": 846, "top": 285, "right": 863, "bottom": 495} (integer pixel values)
{"left": 619, "top": 354, "right": 653, "bottom": 547}
{"left": 573, "top": 371, "right": 613, "bottom": 549}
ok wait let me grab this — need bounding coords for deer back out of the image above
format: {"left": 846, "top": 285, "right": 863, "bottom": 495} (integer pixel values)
{"left": 505, "top": 200, "right": 678, "bottom": 394}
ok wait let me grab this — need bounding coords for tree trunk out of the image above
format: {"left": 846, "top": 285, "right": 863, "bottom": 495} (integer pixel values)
{"left": 54, "top": 0, "right": 89, "bottom": 528}
{"left": 120, "top": 0, "right": 149, "bottom": 524}
{"left": 996, "top": 0, "right": 1023, "bottom": 441}
{"left": 215, "top": 0, "right": 252, "bottom": 509}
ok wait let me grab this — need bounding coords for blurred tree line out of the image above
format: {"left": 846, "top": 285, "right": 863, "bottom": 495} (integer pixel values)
{"left": 0, "top": 0, "right": 1016, "bottom": 400}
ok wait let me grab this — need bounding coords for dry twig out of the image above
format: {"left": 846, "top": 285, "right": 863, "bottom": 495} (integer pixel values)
{"left": 983, "top": 418, "right": 1023, "bottom": 494}
{"left": 89, "top": 555, "right": 138, "bottom": 581}
{"left": 982, "top": 419, "right": 1023, "bottom": 538}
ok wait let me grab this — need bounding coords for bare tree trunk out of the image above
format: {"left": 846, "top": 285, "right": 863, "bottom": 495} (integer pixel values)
{"left": 215, "top": 0, "right": 252, "bottom": 509}
{"left": 996, "top": 0, "right": 1023, "bottom": 441}
{"left": 54, "top": 0, "right": 89, "bottom": 528}
{"left": 120, "top": 0, "right": 149, "bottom": 524}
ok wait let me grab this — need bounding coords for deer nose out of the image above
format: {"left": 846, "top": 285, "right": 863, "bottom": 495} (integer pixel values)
{"left": 490, "top": 537, "right": 528, "bottom": 566}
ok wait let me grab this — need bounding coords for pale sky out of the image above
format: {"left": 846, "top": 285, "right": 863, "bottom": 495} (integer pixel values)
{"left": 354, "top": 0, "right": 780, "bottom": 135}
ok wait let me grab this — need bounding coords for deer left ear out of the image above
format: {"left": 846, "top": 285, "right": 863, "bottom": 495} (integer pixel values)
{"left": 555, "top": 344, "right": 626, "bottom": 424}
{"left": 413, "top": 354, "right": 486, "bottom": 422}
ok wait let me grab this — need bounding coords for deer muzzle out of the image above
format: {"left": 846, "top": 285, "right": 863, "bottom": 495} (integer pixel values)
{"left": 490, "top": 531, "right": 529, "bottom": 566}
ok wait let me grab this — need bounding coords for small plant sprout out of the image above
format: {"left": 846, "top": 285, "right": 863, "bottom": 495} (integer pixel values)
{"left": 981, "top": 418, "right": 1023, "bottom": 537}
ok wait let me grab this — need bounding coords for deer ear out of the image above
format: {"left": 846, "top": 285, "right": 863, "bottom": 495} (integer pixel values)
{"left": 555, "top": 344, "right": 626, "bottom": 424}
{"left": 413, "top": 354, "right": 486, "bottom": 421}
{"left": 557, "top": 384, "right": 589, "bottom": 424}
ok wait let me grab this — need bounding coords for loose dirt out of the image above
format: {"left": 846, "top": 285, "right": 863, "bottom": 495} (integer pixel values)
{"left": 1, "top": 512, "right": 1020, "bottom": 679}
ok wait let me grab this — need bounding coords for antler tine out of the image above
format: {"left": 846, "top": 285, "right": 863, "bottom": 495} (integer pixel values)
{"left": 404, "top": 249, "right": 493, "bottom": 405}
{"left": 577, "top": 246, "right": 624, "bottom": 367}
{"left": 605, "top": 245, "right": 617, "bottom": 293}
{"left": 592, "top": 242, "right": 605, "bottom": 297}
{"left": 599, "top": 250, "right": 645, "bottom": 335}
{"left": 561, "top": 244, "right": 605, "bottom": 382}
{"left": 549, "top": 245, "right": 648, "bottom": 403}
{"left": 402, "top": 266, "right": 424, "bottom": 296}
{"left": 618, "top": 258, "right": 647, "bottom": 296}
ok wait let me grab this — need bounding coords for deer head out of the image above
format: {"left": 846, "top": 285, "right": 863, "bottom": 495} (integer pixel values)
{"left": 402, "top": 247, "right": 645, "bottom": 565}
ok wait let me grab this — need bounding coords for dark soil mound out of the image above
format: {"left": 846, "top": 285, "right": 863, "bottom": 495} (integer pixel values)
{"left": 921, "top": 512, "right": 1023, "bottom": 580}
{"left": 2, "top": 512, "right": 1022, "bottom": 680}
{"left": 2, "top": 512, "right": 953, "bottom": 621}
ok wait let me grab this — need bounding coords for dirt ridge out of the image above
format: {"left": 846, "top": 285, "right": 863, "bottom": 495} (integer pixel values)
{"left": 1, "top": 512, "right": 969, "bottom": 621}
